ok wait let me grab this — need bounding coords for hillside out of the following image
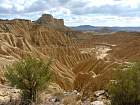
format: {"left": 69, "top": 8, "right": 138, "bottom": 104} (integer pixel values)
{"left": 0, "top": 14, "right": 140, "bottom": 104}
{"left": 71, "top": 25, "right": 140, "bottom": 32}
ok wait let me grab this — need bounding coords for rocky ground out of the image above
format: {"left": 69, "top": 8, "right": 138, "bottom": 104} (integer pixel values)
{"left": 0, "top": 85, "right": 110, "bottom": 105}
{"left": 39, "top": 90, "right": 110, "bottom": 105}
{"left": 0, "top": 85, "right": 21, "bottom": 105}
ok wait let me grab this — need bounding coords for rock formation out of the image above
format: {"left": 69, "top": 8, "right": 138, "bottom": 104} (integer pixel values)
{"left": 0, "top": 85, "right": 21, "bottom": 105}
{"left": 40, "top": 90, "right": 110, "bottom": 105}
{"left": 0, "top": 14, "right": 139, "bottom": 105}
{"left": 35, "top": 14, "right": 66, "bottom": 30}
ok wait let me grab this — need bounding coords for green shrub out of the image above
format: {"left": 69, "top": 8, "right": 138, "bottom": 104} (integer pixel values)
{"left": 108, "top": 62, "right": 140, "bottom": 105}
{"left": 5, "top": 57, "right": 51, "bottom": 105}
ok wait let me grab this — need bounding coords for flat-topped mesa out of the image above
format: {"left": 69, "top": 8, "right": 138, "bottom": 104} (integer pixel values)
{"left": 35, "top": 14, "right": 65, "bottom": 29}
{"left": 0, "top": 19, "right": 32, "bottom": 24}
{"left": 11, "top": 19, "right": 32, "bottom": 24}
{"left": 0, "top": 19, "right": 32, "bottom": 33}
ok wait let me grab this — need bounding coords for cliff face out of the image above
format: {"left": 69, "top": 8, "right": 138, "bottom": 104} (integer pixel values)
{"left": 0, "top": 14, "right": 139, "bottom": 102}
{"left": 0, "top": 15, "right": 116, "bottom": 99}
{"left": 35, "top": 14, "right": 66, "bottom": 29}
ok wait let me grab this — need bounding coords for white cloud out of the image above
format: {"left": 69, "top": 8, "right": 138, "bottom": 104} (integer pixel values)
{"left": 86, "top": 0, "right": 118, "bottom": 7}
{"left": 120, "top": 0, "right": 140, "bottom": 8}
{"left": 43, "top": 7, "right": 71, "bottom": 18}
{"left": 0, "top": 0, "right": 12, "bottom": 9}
{"left": 65, "top": 14, "right": 140, "bottom": 26}
{"left": 86, "top": 0, "right": 140, "bottom": 8}
{"left": 0, "top": 0, "right": 38, "bottom": 12}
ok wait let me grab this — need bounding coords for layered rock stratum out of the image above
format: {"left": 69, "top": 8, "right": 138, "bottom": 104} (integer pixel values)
{"left": 35, "top": 14, "right": 67, "bottom": 30}
{"left": 0, "top": 14, "right": 140, "bottom": 104}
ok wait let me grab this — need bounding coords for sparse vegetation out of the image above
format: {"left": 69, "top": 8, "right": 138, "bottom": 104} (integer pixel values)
{"left": 5, "top": 57, "right": 51, "bottom": 105}
{"left": 108, "top": 62, "right": 140, "bottom": 105}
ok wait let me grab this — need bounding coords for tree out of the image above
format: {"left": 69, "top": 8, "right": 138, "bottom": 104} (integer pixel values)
{"left": 5, "top": 57, "right": 51, "bottom": 105}
{"left": 108, "top": 62, "right": 140, "bottom": 105}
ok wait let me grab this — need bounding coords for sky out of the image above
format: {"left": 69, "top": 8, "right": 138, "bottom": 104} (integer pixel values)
{"left": 0, "top": 0, "right": 140, "bottom": 26}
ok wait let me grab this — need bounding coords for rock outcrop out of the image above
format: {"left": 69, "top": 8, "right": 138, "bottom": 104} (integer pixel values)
{"left": 0, "top": 14, "right": 118, "bottom": 98}
{"left": 0, "top": 85, "right": 21, "bottom": 105}
{"left": 40, "top": 90, "right": 110, "bottom": 105}
{"left": 0, "top": 14, "right": 139, "bottom": 105}
{"left": 35, "top": 14, "right": 66, "bottom": 30}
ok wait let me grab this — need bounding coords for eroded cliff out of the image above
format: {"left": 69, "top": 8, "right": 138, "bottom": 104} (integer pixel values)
{"left": 0, "top": 15, "right": 137, "bottom": 102}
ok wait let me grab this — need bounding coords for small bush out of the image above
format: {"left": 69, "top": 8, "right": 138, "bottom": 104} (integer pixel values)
{"left": 5, "top": 57, "right": 51, "bottom": 105}
{"left": 108, "top": 62, "right": 140, "bottom": 105}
